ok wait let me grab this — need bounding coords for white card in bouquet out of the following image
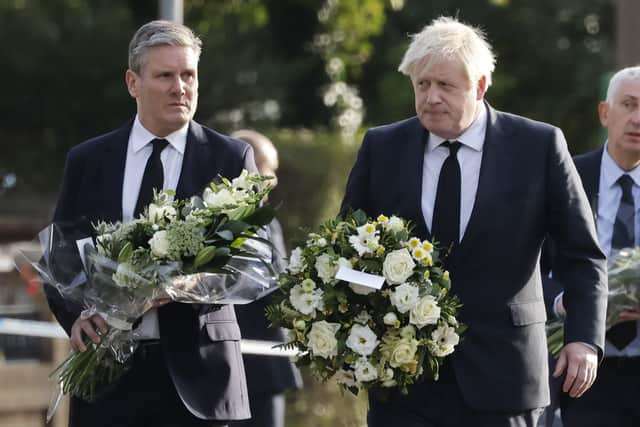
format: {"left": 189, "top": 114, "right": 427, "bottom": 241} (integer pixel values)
{"left": 75, "top": 237, "right": 95, "bottom": 272}
{"left": 335, "top": 265, "right": 385, "bottom": 290}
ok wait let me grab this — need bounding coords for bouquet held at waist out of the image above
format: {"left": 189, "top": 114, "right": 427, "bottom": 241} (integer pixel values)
{"left": 266, "top": 209, "right": 465, "bottom": 395}
{"left": 21, "top": 170, "right": 277, "bottom": 406}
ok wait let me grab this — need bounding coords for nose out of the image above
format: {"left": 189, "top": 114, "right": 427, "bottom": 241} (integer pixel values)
{"left": 425, "top": 87, "right": 441, "bottom": 104}
{"left": 171, "top": 76, "right": 186, "bottom": 96}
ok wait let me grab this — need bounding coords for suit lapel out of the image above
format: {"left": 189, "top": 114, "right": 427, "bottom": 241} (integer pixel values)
{"left": 176, "top": 121, "right": 211, "bottom": 199}
{"left": 100, "top": 122, "right": 132, "bottom": 222}
{"left": 575, "top": 148, "right": 603, "bottom": 217}
{"left": 403, "top": 120, "right": 429, "bottom": 239}
{"left": 457, "top": 104, "right": 513, "bottom": 250}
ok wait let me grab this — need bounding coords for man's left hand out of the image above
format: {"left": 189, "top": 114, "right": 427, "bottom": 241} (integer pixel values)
{"left": 618, "top": 309, "right": 640, "bottom": 321}
{"left": 553, "top": 342, "right": 598, "bottom": 398}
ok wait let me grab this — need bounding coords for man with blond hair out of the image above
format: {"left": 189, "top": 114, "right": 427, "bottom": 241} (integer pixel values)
{"left": 45, "top": 20, "right": 254, "bottom": 426}
{"left": 341, "top": 16, "right": 607, "bottom": 426}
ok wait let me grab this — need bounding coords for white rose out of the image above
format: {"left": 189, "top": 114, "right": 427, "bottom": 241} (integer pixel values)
{"left": 409, "top": 295, "right": 441, "bottom": 329}
{"left": 353, "top": 357, "right": 378, "bottom": 383}
{"left": 430, "top": 325, "right": 460, "bottom": 357}
{"left": 385, "top": 216, "right": 404, "bottom": 232}
{"left": 148, "top": 203, "right": 177, "bottom": 223}
{"left": 149, "top": 230, "right": 170, "bottom": 258}
{"left": 315, "top": 253, "right": 338, "bottom": 284}
{"left": 307, "top": 320, "right": 340, "bottom": 358}
{"left": 389, "top": 283, "right": 420, "bottom": 313}
{"left": 383, "top": 312, "right": 399, "bottom": 326}
{"left": 383, "top": 249, "right": 416, "bottom": 285}
{"left": 346, "top": 324, "right": 379, "bottom": 356}
{"left": 287, "top": 247, "right": 305, "bottom": 273}
{"left": 388, "top": 338, "right": 419, "bottom": 368}
{"left": 203, "top": 187, "right": 236, "bottom": 208}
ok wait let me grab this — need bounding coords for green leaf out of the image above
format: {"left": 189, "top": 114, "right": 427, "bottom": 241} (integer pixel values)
{"left": 220, "top": 220, "right": 251, "bottom": 235}
{"left": 353, "top": 209, "right": 368, "bottom": 225}
{"left": 117, "top": 242, "right": 133, "bottom": 263}
{"left": 216, "top": 230, "right": 234, "bottom": 241}
{"left": 244, "top": 206, "right": 276, "bottom": 226}
{"left": 193, "top": 246, "right": 217, "bottom": 268}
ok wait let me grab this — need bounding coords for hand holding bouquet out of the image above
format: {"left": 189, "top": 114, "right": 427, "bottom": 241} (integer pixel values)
{"left": 28, "top": 170, "right": 277, "bottom": 404}
{"left": 547, "top": 247, "right": 640, "bottom": 357}
{"left": 267, "top": 210, "right": 465, "bottom": 394}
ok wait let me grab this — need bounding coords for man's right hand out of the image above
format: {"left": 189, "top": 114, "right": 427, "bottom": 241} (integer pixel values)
{"left": 70, "top": 314, "right": 108, "bottom": 352}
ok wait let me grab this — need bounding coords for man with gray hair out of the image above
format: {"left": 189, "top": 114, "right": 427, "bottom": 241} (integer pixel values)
{"left": 544, "top": 66, "right": 640, "bottom": 426}
{"left": 341, "top": 16, "right": 607, "bottom": 426}
{"left": 45, "top": 20, "right": 254, "bottom": 426}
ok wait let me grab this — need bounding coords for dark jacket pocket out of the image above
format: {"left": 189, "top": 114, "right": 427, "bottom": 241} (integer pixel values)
{"left": 509, "top": 300, "right": 547, "bottom": 326}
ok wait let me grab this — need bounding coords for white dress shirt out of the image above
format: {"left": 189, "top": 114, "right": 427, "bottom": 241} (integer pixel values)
{"left": 422, "top": 104, "right": 487, "bottom": 240}
{"left": 597, "top": 144, "right": 640, "bottom": 357}
{"left": 124, "top": 116, "right": 188, "bottom": 339}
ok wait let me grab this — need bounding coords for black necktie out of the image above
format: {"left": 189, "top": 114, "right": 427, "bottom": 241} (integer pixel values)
{"left": 432, "top": 141, "right": 461, "bottom": 256}
{"left": 607, "top": 174, "right": 637, "bottom": 349}
{"left": 134, "top": 138, "right": 168, "bottom": 217}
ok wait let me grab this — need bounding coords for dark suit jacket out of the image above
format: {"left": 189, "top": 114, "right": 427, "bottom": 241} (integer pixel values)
{"left": 45, "top": 119, "right": 253, "bottom": 421}
{"left": 234, "top": 219, "right": 303, "bottom": 397}
{"left": 340, "top": 104, "right": 607, "bottom": 412}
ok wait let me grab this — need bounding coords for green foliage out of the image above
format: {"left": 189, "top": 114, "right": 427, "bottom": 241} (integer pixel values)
{"left": 264, "top": 128, "right": 359, "bottom": 245}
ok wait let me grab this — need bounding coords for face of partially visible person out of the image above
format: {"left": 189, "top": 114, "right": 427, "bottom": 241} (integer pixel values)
{"left": 600, "top": 78, "right": 640, "bottom": 170}
{"left": 410, "top": 56, "right": 486, "bottom": 140}
{"left": 126, "top": 45, "right": 199, "bottom": 137}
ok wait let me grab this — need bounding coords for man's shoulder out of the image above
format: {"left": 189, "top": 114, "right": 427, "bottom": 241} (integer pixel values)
{"left": 190, "top": 121, "right": 250, "bottom": 155}
{"left": 67, "top": 122, "right": 133, "bottom": 160}
{"left": 492, "top": 108, "right": 557, "bottom": 134}
{"left": 367, "top": 116, "right": 421, "bottom": 135}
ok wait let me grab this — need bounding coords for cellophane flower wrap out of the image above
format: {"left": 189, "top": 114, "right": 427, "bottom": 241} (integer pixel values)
{"left": 547, "top": 247, "right": 640, "bottom": 357}
{"left": 266, "top": 210, "right": 465, "bottom": 395}
{"left": 29, "top": 170, "right": 277, "bottom": 406}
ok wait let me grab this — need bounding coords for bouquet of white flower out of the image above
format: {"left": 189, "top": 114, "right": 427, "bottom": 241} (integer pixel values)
{"left": 547, "top": 247, "right": 640, "bottom": 357}
{"left": 266, "top": 210, "right": 465, "bottom": 395}
{"left": 29, "top": 170, "right": 277, "bottom": 404}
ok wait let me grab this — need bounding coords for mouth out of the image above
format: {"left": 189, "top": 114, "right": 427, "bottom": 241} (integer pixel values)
{"left": 625, "top": 131, "right": 640, "bottom": 139}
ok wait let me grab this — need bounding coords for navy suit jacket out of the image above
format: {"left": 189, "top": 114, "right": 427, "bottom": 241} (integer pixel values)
{"left": 341, "top": 104, "right": 607, "bottom": 412}
{"left": 45, "top": 119, "right": 253, "bottom": 421}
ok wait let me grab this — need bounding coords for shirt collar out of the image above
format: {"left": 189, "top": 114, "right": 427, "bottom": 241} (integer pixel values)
{"left": 427, "top": 102, "right": 487, "bottom": 153}
{"left": 131, "top": 115, "right": 188, "bottom": 154}
{"left": 601, "top": 142, "right": 640, "bottom": 190}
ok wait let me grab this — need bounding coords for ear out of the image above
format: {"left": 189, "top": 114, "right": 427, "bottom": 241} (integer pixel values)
{"left": 598, "top": 101, "right": 609, "bottom": 128}
{"left": 476, "top": 75, "right": 487, "bottom": 100}
{"left": 125, "top": 69, "right": 139, "bottom": 98}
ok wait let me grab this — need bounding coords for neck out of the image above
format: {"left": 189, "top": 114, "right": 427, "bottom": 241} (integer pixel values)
{"left": 608, "top": 145, "right": 640, "bottom": 172}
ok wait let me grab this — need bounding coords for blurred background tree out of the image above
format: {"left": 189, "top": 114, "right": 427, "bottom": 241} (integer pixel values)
{"left": 0, "top": 1, "right": 617, "bottom": 425}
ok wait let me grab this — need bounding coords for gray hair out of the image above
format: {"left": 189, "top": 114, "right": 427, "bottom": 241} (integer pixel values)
{"left": 128, "top": 20, "right": 202, "bottom": 74}
{"left": 606, "top": 66, "right": 640, "bottom": 103}
{"left": 398, "top": 16, "right": 496, "bottom": 88}
{"left": 231, "top": 129, "right": 279, "bottom": 172}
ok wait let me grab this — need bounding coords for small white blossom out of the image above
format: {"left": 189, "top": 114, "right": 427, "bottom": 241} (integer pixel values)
{"left": 389, "top": 283, "right": 420, "bottom": 313}
{"left": 148, "top": 230, "right": 170, "bottom": 258}
{"left": 385, "top": 216, "right": 404, "bottom": 232}
{"left": 287, "top": 247, "right": 305, "bottom": 273}
{"left": 346, "top": 324, "right": 379, "bottom": 356}
{"left": 202, "top": 187, "right": 236, "bottom": 208}
{"left": 430, "top": 325, "right": 460, "bottom": 357}
{"left": 383, "top": 312, "right": 399, "bottom": 326}
{"left": 315, "top": 253, "right": 338, "bottom": 284}
{"left": 353, "top": 357, "right": 378, "bottom": 382}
